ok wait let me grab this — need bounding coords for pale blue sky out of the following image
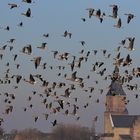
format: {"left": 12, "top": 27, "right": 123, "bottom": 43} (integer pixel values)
{"left": 0, "top": 0, "right": 140, "bottom": 134}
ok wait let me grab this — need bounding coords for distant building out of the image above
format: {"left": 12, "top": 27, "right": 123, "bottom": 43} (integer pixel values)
{"left": 101, "top": 66, "right": 140, "bottom": 140}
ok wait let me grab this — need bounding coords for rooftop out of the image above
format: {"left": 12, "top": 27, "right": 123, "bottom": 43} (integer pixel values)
{"left": 107, "top": 66, "right": 126, "bottom": 96}
{"left": 111, "top": 115, "right": 140, "bottom": 128}
{"left": 119, "top": 135, "right": 132, "bottom": 140}
{"left": 107, "top": 80, "right": 126, "bottom": 96}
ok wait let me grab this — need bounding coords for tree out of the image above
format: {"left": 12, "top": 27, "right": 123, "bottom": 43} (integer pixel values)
{"left": 16, "top": 128, "right": 41, "bottom": 140}
{"left": 0, "top": 127, "right": 4, "bottom": 136}
{"left": 49, "top": 123, "right": 91, "bottom": 140}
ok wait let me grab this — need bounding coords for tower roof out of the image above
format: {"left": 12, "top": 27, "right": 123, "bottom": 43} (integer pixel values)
{"left": 107, "top": 80, "right": 126, "bottom": 96}
{"left": 107, "top": 66, "right": 126, "bottom": 96}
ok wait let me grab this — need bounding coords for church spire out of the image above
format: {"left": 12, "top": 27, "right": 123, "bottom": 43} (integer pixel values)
{"left": 111, "top": 65, "right": 120, "bottom": 81}
{"left": 107, "top": 66, "right": 126, "bottom": 96}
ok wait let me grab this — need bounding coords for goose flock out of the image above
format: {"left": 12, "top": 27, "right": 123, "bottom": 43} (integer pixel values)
{"left": 0, "top": 0, "right": 139, "bottom": 133}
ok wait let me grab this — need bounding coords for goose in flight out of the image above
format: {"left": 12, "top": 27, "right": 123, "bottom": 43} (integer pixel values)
{"left": 15, "top": 75, "right": 22, "bottom": 84}
{"left": 125, "top": 37, "right": 135, "bottom": 51}
{"left": 23, "top": 74, "right": 36, "bottom": 84}
{"left": 62, "top": 30, "right": 68, "bottom": 37}
{"left": 21, "top": 44, "right": 32, "bottom": 55}
{"left": 61, "top": 88, "right": 71, "bottom": 98}
{"left": 4, "top": 26, "right": 10, "bottom": 31}
{"left": 8, "top": 3, "right": 20, "bottom": 9}
{"left": 109, "top": 4, "right": 119, "bottom": 18}
{"left": 22, "top": 0, "right": 32, "bottom": 3}
{"left": 114, "top": 18, "right": 122, "bottom": 28}
{"left": 81, "top": 18, "right": 86, "bottom": 22}
{"left": 43, "top": 33, "right": 49, "bottom": 38}
{"left": 123, "top": 54, "right": 132, "bottom": 66}
{"left": 124, "top": 13, "right": 135, "bottom": 24}
{"left": 86, "top": 8, "right": 94, "bottom": 18}
{"left": 51, "top": 50, "right": 58, "bottom": 59}
{"left": 17, "top": 22, "right": 23, "bottom": 27}
{"left": 37, "top": 43, "right": 47, "bottom": 50}
{"left": 7, "top": 38, "right": 16, "bottom": 43}
{"left": 31, "top": 57, "right": 42, "bottom": 69}
{"left": 51, "top": 119, "right": 57, "bottom": 126}
{"left": 79, "top": 41, "right": 86, "bottom": 47}
{"left": 21, "top": 8, "right": 31, "bottom": 17}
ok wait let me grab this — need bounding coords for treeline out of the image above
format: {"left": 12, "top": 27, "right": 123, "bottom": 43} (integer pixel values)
{"left": 0, "top": 123, "right": 97, "bottom": 140}
{"left": 48, "top": 123, "right": 91, "bottom": 140}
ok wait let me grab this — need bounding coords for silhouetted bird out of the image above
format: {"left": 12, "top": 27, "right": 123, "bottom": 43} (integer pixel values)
{"left": 114, "top": 18, "right": 122, "bottom": 28}
{"left": 22, "top": 0, "right": 32, "bottom": 3}
{"left": 21, "top": 8, "right": 31, "bottom": 17}
{"left": 86, "top": 8, "right": 94, "bottom": 18}
{"left": 124, "top": 13, "right": 135, "bottom": 24}
{"left": 37, "top": 43, "right": 47, "bottom": 50}
{"left": 51, "top": 119, "right": 57, "bottom": 126}
{"left": 8, "top": 3, "right": 19, "bottom": 9}
{"left": 17, "top": 22, "right": 23, "bottom": 27}
{"left": 109, "top": 4, "right": 119, "bottom": 18}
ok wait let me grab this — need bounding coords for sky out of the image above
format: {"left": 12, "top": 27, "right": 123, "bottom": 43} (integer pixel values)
{"left": 0, "top": 0, "right": 140, "bottom": 134}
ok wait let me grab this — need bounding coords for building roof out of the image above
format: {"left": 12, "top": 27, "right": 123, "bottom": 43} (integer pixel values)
{"left": 107, "top": 80, "right": 126, "bottom": 96}
{"left": 119, "top": 135, "right": 132, "bottom": 140}
{"left": 107, "top": 66, "right": 126, "bottom": 96}
{"left": 111, "top": 115, "right": 140, "bottom": 128}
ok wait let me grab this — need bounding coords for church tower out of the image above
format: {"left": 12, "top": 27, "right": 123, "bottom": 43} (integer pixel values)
{"left": 104, "top": 66, "right": 128, "bottom": 133}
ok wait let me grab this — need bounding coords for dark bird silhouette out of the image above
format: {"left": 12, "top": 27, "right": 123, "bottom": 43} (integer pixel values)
{"left": 123, "top": 54, "right": 132, "bottom": 66}
{"left": 68, "top": 32, "right": 72, "bottom": 38}
{"left": 4, "top": 26, "right": 10, "bottom": 31}
{"left": 13, "top": 54, "right": 18, "bottom": 61}
{"left": 8, "top": 3, "right": 19, "bottom": 9}
{"left": 21, "top": 44, "right": 32, "bottom": 55}
{"left": 119, "top": 39, "right": 126, "bottom": 46}
{"left": 66, "top": 71, "right": 77, "bottom": 81}
{"left": 0, "top": 54, "right": 3, "bottom": 60}
{"left": 16, "top": 75, "right": 22, "bottom": 84}
{"left": 23, "top": 74, "right": 36, "bottom": 84}
{"left": 61, "top": 88, "right": 71, "bottom": 98}
{"left": 17, "top": 22, "right": 23, "bottom": 27}
{"left": 86, "top": 8, "right": 94, "bottom": 18}
{"left": 43, "top": 113, "right": 49, "bottom": 120}
{"left": 64, "top": 109, "right": 69, "bottom": 116}
{"left": 51, "top": 50, "right": 58, "bottom": 59}
{"left": 34, "top": 57, "right": 42, "bottom": 69}
{"left": 80, "top": 41, "right": 86, "bottom": 47}
{"left": 96, "top": 9, "right": 101, "bottom": 17}
{"left": 114, "top": 18, "right": 122, "bottom": 28}
{"left": 81, "top": 18, "right": 86, "bottom": 22}
{"left": 21, "top": 8, "right": 31, "bottom": 17}
{"left": 34, "top": 116, "right": 39, "bottom": 122}
{"left": 124, "top": 13, "right": 135, "bottom": 24}
{"left": 0, "top": 45, "right": 7, "bottom": 50}
{"left": 7, "top": 38, "right": 16, "bottom": 43}
{"left": 51, "top": 119, "right": 57, "bottom": 126}
{"left": 37, "top": 43, "right": 47, "bottom": 50}
{"left": 62, "top": 30, "right": 68, "bottom": 37}
{"left": 57, "top": 99, "right": 64, "bottom": 109}
{"left": 22, "top": 0, "right": 32, "bottom": 3}
{"left": 125, "top": 37, "right": 135, "bottom": 51}
{"left": 43, "top": 33, "right": 49, "bottom": 38}
{"left": 92, "top": 50, "right": 98, "bottom": 55}
{"left": 109, "top": 4, "right": 119, "bottom": 18}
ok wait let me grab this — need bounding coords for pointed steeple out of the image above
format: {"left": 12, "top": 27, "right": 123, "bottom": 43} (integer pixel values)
{"left": 107, "top": 66, "right": 126, "bottom": 96}
{"left": 112, "top": 65, "right": 120, "bottom": 81}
